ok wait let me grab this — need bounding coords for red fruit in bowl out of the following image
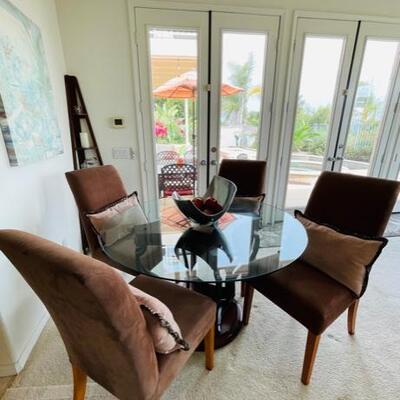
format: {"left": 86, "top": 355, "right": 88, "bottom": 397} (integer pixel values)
{"left": 204, "top": 196, "right": 217, "bottom": 209}
{"left": 203, "top": 208, "right": 214, "bottom": 215}
{"left": 192, "top": 197, "right": 204, "bottom": 210}
{"left": 213, "top": 203, "right": 223, "bottom": 213}
{"left": 204, "top": 197, "right": 222, "bottom": 213}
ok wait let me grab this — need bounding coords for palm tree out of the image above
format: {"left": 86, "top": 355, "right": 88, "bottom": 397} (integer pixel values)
{"left": 222, "top": 53, "right": 255, "bottom": 126}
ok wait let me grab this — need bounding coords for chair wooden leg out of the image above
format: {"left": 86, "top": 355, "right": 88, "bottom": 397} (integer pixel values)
{"left": 301, "top": 331, "right": 321, "bottom": 385}
{"left": 348, "top": 299, "right": 359, "bottom": 335}
{"left": 72, "top": 365, "right": 87, "bottom": 400}
{"left": 242, "top": 284, "right": 254, "bottom": 326}
{"left": 204, "top": 324, "right": 215, "bottom": 371}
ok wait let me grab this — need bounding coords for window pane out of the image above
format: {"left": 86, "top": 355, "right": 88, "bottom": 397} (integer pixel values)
{"left": 285, "top": 36, "right": 344, "bottom": 209}
{"left": 219, "top": 32, "right": 267, "bottom": 162}
{"left": 342, "top": 39, "right": 400, "bottom": 176}
{"left": 149, "top": 29, "right": 199, "bottom": 201}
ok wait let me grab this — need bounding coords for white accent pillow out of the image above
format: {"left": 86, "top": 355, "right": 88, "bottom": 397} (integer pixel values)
{"left": 87, "top": 193, "right": 148, "bottom": 246}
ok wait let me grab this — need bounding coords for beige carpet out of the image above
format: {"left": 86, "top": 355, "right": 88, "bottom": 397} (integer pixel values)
{"left": 2, "top": 238, "right": 400, "bottom": 400}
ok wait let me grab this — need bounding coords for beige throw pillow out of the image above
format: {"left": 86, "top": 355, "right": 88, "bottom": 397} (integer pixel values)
{"left": 128, "top": 285, "right": 189, "bottom": 354}
{"left": 295, "top": 211, "right": 387, "bottom": 296}
{"left": 87, "top": 193, "right": 148, "bottom": 246}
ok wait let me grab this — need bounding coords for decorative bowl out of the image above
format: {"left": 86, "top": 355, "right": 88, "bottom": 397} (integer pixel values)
{"left": 172, "top": 176, "right": 237, "bottom": 225}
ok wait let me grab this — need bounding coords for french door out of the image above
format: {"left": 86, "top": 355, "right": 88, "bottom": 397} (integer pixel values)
{"left": 135, "top": 7, "right": 279, "bottom": 201}
{"left": 208, "top": 12, "right": 279, "bottom": 177}
{"left": 282, "top": 18, "right": 400, "bottom": 209}
{"left": 135, "top": 8, "right": 209, "bottom": 202}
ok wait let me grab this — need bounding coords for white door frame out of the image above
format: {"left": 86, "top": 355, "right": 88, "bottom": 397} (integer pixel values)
{"left": 208, "top": 12, "right": 280, "bottom": 178}
{"left": 275, "top": 17, "right": 359, "bottom": 208}
{"left": 381, "top": 80, "right": 400, "bottom": 179}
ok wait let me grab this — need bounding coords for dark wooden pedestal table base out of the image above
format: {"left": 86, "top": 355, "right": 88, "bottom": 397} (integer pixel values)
{"left": 192, "top": 281, "right": 242, "bottom": 349}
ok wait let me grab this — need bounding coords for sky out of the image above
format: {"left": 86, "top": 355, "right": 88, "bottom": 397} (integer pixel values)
{"left": 300, "top": 36, "right": 399, "bottom": 109}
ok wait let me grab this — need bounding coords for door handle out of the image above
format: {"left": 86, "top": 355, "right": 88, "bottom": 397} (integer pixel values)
{"left": 210, "top": 160, "right": 217, "bottom": 166}
{"left": 200, "top": 160, "right": 207, "bottom": 166}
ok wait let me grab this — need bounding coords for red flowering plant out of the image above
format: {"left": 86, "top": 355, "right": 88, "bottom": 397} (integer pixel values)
{"left": 154, "top": 121, "right": 168, "bottom": 137}
{"left": 154, "top": 101, "right": 186, "bottom": 144}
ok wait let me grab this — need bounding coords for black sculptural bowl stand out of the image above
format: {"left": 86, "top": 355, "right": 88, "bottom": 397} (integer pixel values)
{"left": 173, "top": 175, "right": 237, "bottom": 225}
{"left": 172, "top": 175, "right": 243, "bottom": 347}
{"left": 175, "top": 225, "right": 244, "bottom": 349}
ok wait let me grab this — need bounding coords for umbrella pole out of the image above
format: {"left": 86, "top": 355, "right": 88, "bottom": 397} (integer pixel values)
{"left": 192, "top": 99, "right": 196, "bottom": 157}
{"left": 192, "top": 98, "right": 196, "bottom": 193}
{"left": 184, "top": 99, "right": 190, "bottom": 145}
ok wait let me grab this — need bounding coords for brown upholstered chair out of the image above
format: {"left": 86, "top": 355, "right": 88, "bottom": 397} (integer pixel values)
{"left": 218, "top": 159, "right": 267, "bottom": 296}
{"left": 243, "top": 171, "right": 400, "bottom": 384}
{"left": 218, "top": 159, "right": 267, "bottom": 210}
{"left": 0, "top": 229, "right": 216, "bottom": 400}
{"left": 65, "top": 165, "right": 128, "bottom": 265}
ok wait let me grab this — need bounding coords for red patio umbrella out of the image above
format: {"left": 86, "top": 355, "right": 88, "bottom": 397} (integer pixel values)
{"left": 153, "top": 70, "right": 244, "bottom": 99}
{"left": 153, "top": 70, "right": 243, "bottom": 146}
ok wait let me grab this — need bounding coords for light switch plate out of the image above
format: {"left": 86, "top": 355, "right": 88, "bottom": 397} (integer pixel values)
{"left": 112, "top": 147, "right": 133, "bottom": 159}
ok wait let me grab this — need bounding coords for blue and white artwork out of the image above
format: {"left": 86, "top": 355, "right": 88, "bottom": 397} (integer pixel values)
{"left": 0, "top": 0, "right": 63, "bottom": 166}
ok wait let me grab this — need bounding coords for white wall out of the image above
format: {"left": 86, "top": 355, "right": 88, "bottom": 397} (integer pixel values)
{"left": 0, "top": 0, "right": 81, "bottom": 376}
{"left": 55, "top": 0, "right": 143, "bottom": 194}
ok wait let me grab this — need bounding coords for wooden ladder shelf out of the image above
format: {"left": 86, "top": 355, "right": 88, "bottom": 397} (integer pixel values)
{"left": 64, "top": 75, "right": 103, "bottom": 170}
{"left": 64, "top": 75, "right": 103, "bottom": 254}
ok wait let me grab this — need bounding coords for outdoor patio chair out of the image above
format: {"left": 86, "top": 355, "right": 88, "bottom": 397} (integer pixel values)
{"left": 157, "top": 150, "right": 179, "bottom": 167}
{"left": 159, "top": 163, "right": 196, "bottom": 198}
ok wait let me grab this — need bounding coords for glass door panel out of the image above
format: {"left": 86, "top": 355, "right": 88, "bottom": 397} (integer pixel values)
{"left": 340, "top": 39, "right": 400, "bottom": 176}
{"left": 218, "top": 31, "right": 267, "bottom": 162}
{"left": 209, "top": 12, "right": 279, "bottom": 177}
{"left": 135, "top": 8, "right": 209, "bottom": 204}
{"left": 149, "top": 28, "right": 199, "bottom": 194}
{"left": 282, "top": 18, "right": 358, "bottom": 209}
{"left": 335, "top": 22, "right": 400, "bottom": 178}
{"left": 285, "top": 36, "right": 344, "bottom": 209}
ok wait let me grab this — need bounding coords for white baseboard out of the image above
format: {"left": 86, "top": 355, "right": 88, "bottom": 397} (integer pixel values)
{"left": 2, "top": 383, "right": 107, "bottom": 399}
{"left": 0, "top": 312, "right": 49, "bottom": 377}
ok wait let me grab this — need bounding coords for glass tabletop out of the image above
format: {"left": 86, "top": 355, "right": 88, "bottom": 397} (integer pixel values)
{"left": 100, "top": 201, "right": 307, "bottom": 284}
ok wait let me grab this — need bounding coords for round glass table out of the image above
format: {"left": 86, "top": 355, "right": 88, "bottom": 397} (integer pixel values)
{"left": 100, "top": 201, "right": 307, "bottom": 348}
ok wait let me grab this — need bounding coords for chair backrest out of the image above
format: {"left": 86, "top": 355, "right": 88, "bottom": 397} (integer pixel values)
{"left": 160, "top": 163, "right": 196, "bottom": 197}
{"left": 0, "top": 229, "right": 158, "bottom": 400}
{"left": 65, "top": 165, "right": 127, "bottom": 253}
{"left": 157, "top": 150, "right": 179, "bottom": 166}
{"left": 218, "top": 159, "right": 266, "bottom": 197}
{"left": 305, "top": 171, "right": 400, "bottom": 237}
